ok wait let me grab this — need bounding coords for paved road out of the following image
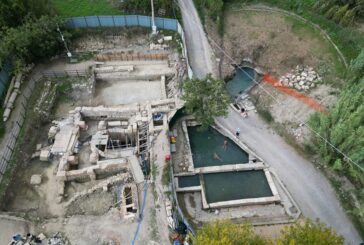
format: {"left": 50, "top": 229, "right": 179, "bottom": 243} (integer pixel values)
{"left": 218, "top": 111, "right": 361, "bottom": 244}
{"left": 178, "top": 0, "right": 362, "bottom": 244}
{"left": 178, "top": 0, "right": 216, "bottom": 79}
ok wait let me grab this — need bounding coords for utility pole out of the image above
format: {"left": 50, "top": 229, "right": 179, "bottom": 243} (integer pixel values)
{"left": 151, "top": 0, "right": 157, "bottom": 34}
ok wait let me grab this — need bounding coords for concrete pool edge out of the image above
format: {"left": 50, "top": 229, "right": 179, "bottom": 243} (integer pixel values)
{"left": 174, "top": 163, "right": 266, "bottom": 176}
{"left": 200, "top": 169, "right": 280, "bottom": 209}
{"left": 182, "top": 119, "right": 195, "bottom": 172}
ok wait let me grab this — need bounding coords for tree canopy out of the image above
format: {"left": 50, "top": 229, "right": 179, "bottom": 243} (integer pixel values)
{"left": 194, "top": 221, "right": 266, "bottom": 245}
{"left": 123, "top": 0, "right": 175, "bottom": 17}
{"left": 277, "top": 219, "right": 344, "bottom": 245}
{"left": 183, "top": 74, "right": 231, "bottom": 129}
{"left": 0, "top": 0, "right": 54, "bottom": 30}
{"left": 309, "top": 49, "right": 364, "bottom": 229}
{"left": 309, "top": 48, "right": 364, "bottom": 185}
{"left": 0, "top": 16, "right": 67, "bottom": 71}
{"left": 194, "top": 219, "right": 344, "bottom": 245}
{"left": 313, "top": 0, "right": 364, "bottom": 25}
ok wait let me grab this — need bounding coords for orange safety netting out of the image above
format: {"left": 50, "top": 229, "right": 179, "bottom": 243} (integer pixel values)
{"left": 263, "top": 74, "right": 327, "bottom": 113}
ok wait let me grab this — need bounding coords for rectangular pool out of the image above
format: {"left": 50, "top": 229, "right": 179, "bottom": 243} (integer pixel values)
{"left": 178, "top": 175, "right": 200, "bottom": 188}
{"left": 203, "top": 170, "right": 273, "bottom": 203}
{"left": 187, "top": 126, "right": 249, "bottom": 168}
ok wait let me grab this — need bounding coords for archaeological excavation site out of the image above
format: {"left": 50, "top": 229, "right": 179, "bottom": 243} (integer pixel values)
{"left": 0, "top": 25, "right": 189, "bottom": 244}
{"left": 1, "top": 0, "right": 363, "bottom": 244}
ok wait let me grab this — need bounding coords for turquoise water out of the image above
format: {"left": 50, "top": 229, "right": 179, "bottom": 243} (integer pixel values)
{"left": 204, "top": 170, "right": 273, "bottom": 203}
{"left": 226, "top": 67, "right": 256, "bottom": 97}
{"left": 187, "top": 126, "right": 249, "bottom": 168}
{"left": 178, "top": 175, "right": 200, "bottom": 188}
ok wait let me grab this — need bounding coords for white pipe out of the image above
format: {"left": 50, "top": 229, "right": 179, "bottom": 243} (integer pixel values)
{"left": 151, "top": 0, "right": 157, "bottom": 34}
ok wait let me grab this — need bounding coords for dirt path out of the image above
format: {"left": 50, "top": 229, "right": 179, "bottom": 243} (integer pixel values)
{"left": 179, "top": 1, "right": 362, "bottom": 244}
{"left": 178, "top": 0, "right": 217, "bottom": 79}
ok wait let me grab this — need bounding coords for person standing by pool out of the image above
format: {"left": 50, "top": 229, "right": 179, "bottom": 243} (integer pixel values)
{"left": 235, "top": 128, "right": 240, "bottom": 138}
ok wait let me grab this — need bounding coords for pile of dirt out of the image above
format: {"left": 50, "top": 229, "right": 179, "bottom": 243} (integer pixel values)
{"left": 71, "top": 28, "right": 150, "bottom": 53}
{"left": 65, "top": 189, "right": 114, "bottom": 216}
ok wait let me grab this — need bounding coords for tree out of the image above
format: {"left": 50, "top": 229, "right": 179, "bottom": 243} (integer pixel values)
{"left": 123, "top": 0, "right": 174, "bottom": 16}
{"left": 277, "top": 219, "right": 344, "bottom": 245}
{"left": 350, "top": 48, "right": 364, "bottom": 76}
{"left": 194, "top": 220, "right": 267, "bottom": 245}
{"left": 340, "top": 8, "right": 356, "bottom": 25}
{"left": 332, "top": 4, "right": 349, "bottom": 23}
{"left": 0, "top": 16, "right": 68, "bottom": 70}
{"left": 313, "top": 0, "right": 364, "bottom": 22}
{"left": 206, "top": 0, "right": 224, "bottom": 20}
{"left": 325, "top": 5, "right": 340, "bottom": 19}
{"left": 183, "top": 74, "right": 230, "bottom": 129}
{"left": 309, "top": 48, "right": 364, "bottom": 184}
{"left": 0, "top": 0, "right": 54, "bottom": 29}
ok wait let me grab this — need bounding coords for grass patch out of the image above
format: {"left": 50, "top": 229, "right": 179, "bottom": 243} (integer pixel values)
{"left": 162, "top": 161, "right": 171, "bottom": 186}
{"left": 149, "top": 205, "right": 159, "bottom": 240}
{"left": 150, "top": 162, "right": 158, "bottom": 182}
{"left": 71, "top": 52, "right": 96, "bottom": 63}
{"left": 282, "top": 14, "right": 347, "bottom": 79}
{"left": 193, "top": 0, "right": 206, "bottom": 25}
{"left": 52, "top": 0, "right": 122, "bottom": 17}
{"left": 271, "top": 122, "right": 311, "bottom": 157}
{"left": 328, "top": 177, "right": 364, "bottom": 238}
{"left": 256, "top": 107, "right": 274, "bottom": 123}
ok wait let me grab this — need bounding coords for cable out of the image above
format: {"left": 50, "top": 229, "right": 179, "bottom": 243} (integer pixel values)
{"left": 175, "top": 0, "right": 364, "bottom": 172}
{"left": 131, "top": 181, "right": 149, "bottom": 245}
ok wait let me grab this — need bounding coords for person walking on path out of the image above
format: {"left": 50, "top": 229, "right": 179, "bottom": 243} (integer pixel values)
{"left": 235, "top": 128, "right": 240, "bottom": 138}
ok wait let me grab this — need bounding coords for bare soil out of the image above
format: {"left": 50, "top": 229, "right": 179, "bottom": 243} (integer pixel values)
{"left": 211, "top": 7, "right": 345, "bottom": 82}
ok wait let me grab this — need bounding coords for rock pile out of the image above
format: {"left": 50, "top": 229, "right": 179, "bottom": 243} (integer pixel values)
{"left": 279, "top": 66, "right": 321, "bottom": 91}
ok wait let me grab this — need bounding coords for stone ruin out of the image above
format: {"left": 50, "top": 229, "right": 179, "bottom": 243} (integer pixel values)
{"left": 35, "top": 97, "right": 178, "bottom": 218}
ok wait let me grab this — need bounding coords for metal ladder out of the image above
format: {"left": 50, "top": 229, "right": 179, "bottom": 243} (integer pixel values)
{"left": 138, "top": 121, "right": 149, "bottom": 155}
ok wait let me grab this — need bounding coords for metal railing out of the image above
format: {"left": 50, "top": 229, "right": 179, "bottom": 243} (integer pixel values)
{"left": 40, "top": 69, "right": 88, "bottom": 78}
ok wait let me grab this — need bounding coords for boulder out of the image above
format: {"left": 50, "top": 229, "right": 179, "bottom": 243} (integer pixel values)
{"left": 30, "top": 175, "right": 42, "bottom": 185}
{"left": 307, "top": 76, "right": 315, "bottom": 82}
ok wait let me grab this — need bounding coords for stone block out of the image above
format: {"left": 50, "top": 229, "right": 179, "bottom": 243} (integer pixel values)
{"left": 40, "top": 149, "right": 50, "bottom": 161}
{"left": 30, "top": 175, "right": 42, "bottom": 185}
